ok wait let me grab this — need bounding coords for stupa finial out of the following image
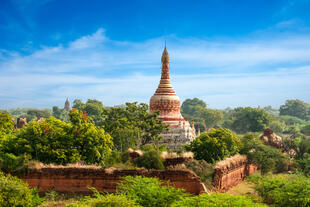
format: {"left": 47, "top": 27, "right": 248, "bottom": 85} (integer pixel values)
{"left": 161, "top": 34, "right": 169, "bottom": 64}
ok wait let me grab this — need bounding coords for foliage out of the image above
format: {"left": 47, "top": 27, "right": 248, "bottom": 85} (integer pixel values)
{"left": 181, "top": 98, "right": 207, "bottom": 115}
{"left": 102, "top": 102, "right": 168, "bottom": 150}
{"left": 134, "top": 151, "right": 164, "bottom": 170}
{"left": 0, "top": 111, "right": 15, "bottom": 142}
{"left": 185, "top": 128, "right": 241, "bottom": 163}
{"left": 0, "top": 172, "right": 43, "bottom": 207}
{"left": 3, "top": 110, "right": 113, "bottom": 165}
{"left": 184, "top": 159, "right": 214, "bottom": 188}
{"left": 230, "top": 107, "right": 271, "bottom": 134}
{"left": 301, "top": 122, "right": 310, "bottom": 136}
{"left": 278, "top": 115, "right": 307, "bottom": 126}
{"left": 263, "top": 105, "right": 279, "bottom": 116}
{"left": 103, "top": 150, "right": 133, "bottom": 169}
{"left": 240, "top": 133, "right": 288, "bottom": 174}
{"left": 72, "top": 99, "right": 106, "bottom": 125}
{"left": 0, "top": 153, "right": 30, "bottom": 174}
{"left": 140, "top": 144, "right": 167, "bottom": 152}
{"left": 52, "top": 106, "right": 69, "bottom": 121}
{"left": 268, "top": 120, "right": 286, "bottom": 134}
{"left": 249, "top": 174, "right": 310, "bottom": 207}
{"left": 118, "top": 176, "right": 187, "bottom": 207}
{"left": 66, "top": 188, "right": 140, "bottom": 207}
{"left": 280, "top": 99, "right": 310, "bottom": 120}
{"left": 170, "top": 193, "right": 266, "bottom": 207}
{"left": 181, "top": 98, "right": 224, "bottom": 130}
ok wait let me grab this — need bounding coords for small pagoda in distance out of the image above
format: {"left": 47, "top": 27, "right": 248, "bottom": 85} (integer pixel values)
{"left": 149, "top": 36, "right": 196, "bottom": 149}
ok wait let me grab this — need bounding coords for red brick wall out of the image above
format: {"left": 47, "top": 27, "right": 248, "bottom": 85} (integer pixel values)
{"left": 213, "top": 161, "right": 257, "bottom": 192}
{"left": 20, "top": 168, "right": 206, "bottom": 195}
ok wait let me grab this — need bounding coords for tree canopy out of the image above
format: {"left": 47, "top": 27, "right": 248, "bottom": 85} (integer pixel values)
{"left": 280, "top": 99, "right": 310, "bottom": 120}
{"left": 2, "top": 109, "right": 113, "bottom": 165}
{"left": 185, "top": 128, "right": 241, "bottom": 163}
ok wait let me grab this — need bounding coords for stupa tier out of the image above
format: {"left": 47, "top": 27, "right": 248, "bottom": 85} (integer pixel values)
{"left": 149, "top": 41, "right": 185, "bottom": 127}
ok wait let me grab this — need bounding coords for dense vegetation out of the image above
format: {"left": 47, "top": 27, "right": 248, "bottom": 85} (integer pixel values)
{"left": 0, "top": 172, "right": 43, "bottom": 207}
{"left": 1, "top": 98, "right": 310, "bottom": 206}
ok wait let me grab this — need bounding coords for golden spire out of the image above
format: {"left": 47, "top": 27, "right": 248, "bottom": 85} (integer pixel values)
{"left": 161, "top": 34, "right": 169, "bottom": 63}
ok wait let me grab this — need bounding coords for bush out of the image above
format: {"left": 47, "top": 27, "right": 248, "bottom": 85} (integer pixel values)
{"left": 170, "top": 193, "right": 266, "bottom": 207}
{"left": 185, "top": 128, "right": 240, "bottom": 163}
{"left": 3, "top": 110, "right": 113, "bottom": 165}
{"left": 118, "top": 176, "right": 187, "bottom": 207}
{"left": 0, "top": 153, "right": 30, "bottom": 174}
{"left": 66, "top": 193, "right": 140, "bottom": 207}
{"left": 184, "top": 159, "right": 214, "bottom": 189}
{"left": 134, "top": 151, "right": 164, "bottom": 170}
{"left": 249, "top": 174, "right": 310, "bottom": 207}
{"left": 0, "top": 172, "right": 43, "bottom": 207}
{"left": 240, "top": 133, "right": 289, "bottom": 174}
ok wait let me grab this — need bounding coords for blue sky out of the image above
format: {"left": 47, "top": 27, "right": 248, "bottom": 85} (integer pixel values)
{"left": 0, "top": 0, "right": 310, "bottom": 109}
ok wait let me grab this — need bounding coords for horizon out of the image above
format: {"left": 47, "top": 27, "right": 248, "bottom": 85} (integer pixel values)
{"left": 1, "top": 0, "right": 310, "bottom": 109}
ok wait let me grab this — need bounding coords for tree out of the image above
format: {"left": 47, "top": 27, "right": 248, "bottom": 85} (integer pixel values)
{"left": 0, "top": 110, "right": 15, "bottom": 138}
{"left": 181, "top": 98, "right": 224, "bottom": 130}
{"left": 185, "top": 128, "right": 241, "bottom": 163}
{"left": 181, "top": 98, "right": 207, "bottom": 115}
{"left": 101, "top": 102, "right": 168, "bottom": 150}
{"left": 301, "top": 122, "right": 310, "bottom": 136}
{"left": 200, "top": 108, "right": 224, "bottom": 128}
{"left": 278, "top": 115, "right": 307, "bottom": 126}
{"left": 72, "top": 99, "right": 85, "bottom": 111}
{"left": 52, "top": 106, "right": 69, "bottom": 121}
{"left": 72, "top": 99, "right": 105, "bottom": 125}
{"left": 268, "top": 120, "right": 286, "bottom": 134}
{"left": 26, "top": 109, "right": 51, "bottom": 120}
{"left": 280, "top": 99, "right": 310, "bottom": 120}
{"left": 230, "top": 107, "right": 271, "bottom": 134}
{"left": 263, "top": 105, "right": 279, "bottom": 116}
{"left": 118, "top": 176, "right": 186, "bottom": 207}
{"left": 240, "top": 133, "right": 288, "bottom": 174}
{"left": 4, "top": 110, "right": 113, "bottom": 165}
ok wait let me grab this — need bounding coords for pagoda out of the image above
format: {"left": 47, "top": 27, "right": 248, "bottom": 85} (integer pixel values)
{"left": 149, "top": 36, "right": 196, "bottom": 149}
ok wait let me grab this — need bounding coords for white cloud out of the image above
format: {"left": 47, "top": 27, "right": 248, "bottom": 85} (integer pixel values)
{"left": 0, "top": 28, "right": 310, "bottom": 109}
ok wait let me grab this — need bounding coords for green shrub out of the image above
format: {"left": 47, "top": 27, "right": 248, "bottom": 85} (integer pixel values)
{"left": 170, "top": 193, "right": 266, "bottom": 207}
{"left": 184, "top": 159, "right": 214, "bottom": 189}
{"left": 118, "top": 176, "right": 187, "bottom": 207}
{"left": 134, "top": 151, "right": 164, "bottom": 170}
{"left": 66, "top": 187, "right": 140, "bottom": 207}
{"left": 185, "top": 128, "right": 241, "bottom": 163}
{"left": 0, "top": 153, "right": 30, "bottom": 174}
{"left": 0, "top": 172, "right": 43, "bottom": 207}
{"left": 67, "top": 195, "right": 140, "bottom": 207}
{"left": 4, "top": 110, "right": 113, "bottom": 165}
{"left": 249, "top": 174, "right": 310, "bottom": 207}
{"left": 140, "top": 144, "right": 167, "bottom": 152}
{"left": 240, "top": 133, "right": 289, "bottom": 174}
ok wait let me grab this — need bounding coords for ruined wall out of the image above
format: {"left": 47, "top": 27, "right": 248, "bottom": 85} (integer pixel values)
{"left": 20, "top": 167, "right": 205, "bottom": 195}
{"left": 213, "top": 155, "right": 257, "bottom": 192}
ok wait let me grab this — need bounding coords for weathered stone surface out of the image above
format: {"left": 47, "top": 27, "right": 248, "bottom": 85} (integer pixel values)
{"left": 16, "top": 117, "right": 27, "bottom": 128}
{"left": 260, "top": 128, "right": 283, "bottom": 149}
{"left": 19, "top": 167, "right": 206, "bottom": 195}
{"left": 213, "top": 155, "right": 257, "bottom": 192}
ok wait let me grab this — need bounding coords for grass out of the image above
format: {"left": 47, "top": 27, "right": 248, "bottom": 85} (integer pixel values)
{"left": 227, "top": 180, "right": 256, "bottom": 196}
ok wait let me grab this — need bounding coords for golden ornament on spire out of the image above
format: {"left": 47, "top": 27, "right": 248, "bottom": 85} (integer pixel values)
{"left": 161, "top": 34, "right": 170, "bottom": 63}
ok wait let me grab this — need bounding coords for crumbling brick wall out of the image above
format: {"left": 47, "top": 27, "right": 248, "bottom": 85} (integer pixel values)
{"left": 20, "top": 167, "right": 206, "bottom": 195}
{"left": 213, "top": 155, "right": 257, "bottom": 192}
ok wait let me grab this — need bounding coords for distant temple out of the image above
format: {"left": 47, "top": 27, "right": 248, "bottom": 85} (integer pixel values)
{"left": 64, "top": 98, "right": 71, "bottom": 112}
{"left": 149, "top": 37, "right": 196, "bottom": 149}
